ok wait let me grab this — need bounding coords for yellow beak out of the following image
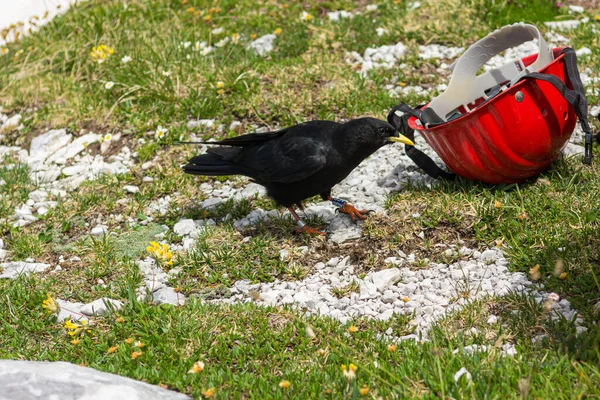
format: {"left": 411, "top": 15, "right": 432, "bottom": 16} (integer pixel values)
{"left": 388, "top": 134, "right": 415, "bottom": 146}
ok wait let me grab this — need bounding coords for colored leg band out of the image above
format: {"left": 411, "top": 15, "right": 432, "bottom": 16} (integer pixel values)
{"left": 296, "top": 220, "right": 306, "bottom": 228}
{"left": 331, "top": 198, "right": 346, "bottom": 208}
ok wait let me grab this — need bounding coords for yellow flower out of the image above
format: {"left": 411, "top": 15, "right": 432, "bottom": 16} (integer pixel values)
{"left": 359, "top": 385, "right": 369, "bottom": 396}
{"left": 1, "top": 48, "right": 8, "bottom": 56}
{"left": 203, "top": 14, "right": 212, "bottom": 21}
{"left": 347, "top": 325, "right": 358, "bottom": 333}
{"left": 494, "top": 201, "right": 502, "bottom": 208}
{"left": 401, "top": 296, "right": 410, "bottom": 303}
{"left": 131, "top": 351, "right": 143, "bottom": 359}
{"left": 186, "top": 6, "right": 195, "bottom": 13}
{"left": 215, "top": 7, "right": 221, "bottom": 12}
{"left": 317, "top": 348, "right": 326, "bottom": 356}
{"left": 124, "top": 337, "right": 134, "bottom": 344}
{"left": 559, "top": 272, "right": 567, "bottom": 280}
{"left": 107, "top": 345, "right": 118, "bottom": 353}
{"left": 279, "top": 380, "right": 291, "bottom": 389}
{"left": 595, "top": 14, "right": 600, "bottom": 21}
{"left": 115, "top": 316, "right": 124, "bottom": 323}
{"left": 90, "top": 44, "right": 114, "bottom": 64}
{"left": 399, "top": 82, "right": 407, "bottom": 87}
{"left": 216, "top": 81, "right": 224, "bottom": 88}
{"left": 146, "top": 241, "right": 173, "bottom": 265}
{"left": 201, "top": 387, "right": 216, "bottom": 398}
{"left": 217, "top": 89, "right": 224, "bottom": 95}
{"left": 188, "top": 361, "right": 205, "bottom": 374}
{"left": 134, "top": 341, "right": 145, "bottom": 348}
{"left": 301, "top": 11, "right": 313, "bottom": 21}
{"left": 231, "top": 33, "right": 240, "bottom": 44}
{"left": 64, "top": 319, "right": 89, "bottom": 337}
{"left": 341, "top": 363, "right": 357, "bottom": 380}
{"left": 71, "top": 339, "right": 80, "bottom": 345}
{"left": 103, "top": 133, "right": 113, "bottom": 142}
{"left": 274, "top": 28, "right": 282, "bottom": 35}
{"left": 42, "top": 293, "right": 59, "bottom": 315}
{"left": 529, "top": 264, "right": 541, "bottom": 281}
{"left": 387, "top": 344, "right": 397, "bottom": 352}
{"left": 250, "top": 33, "right": 257, "bottom": 40}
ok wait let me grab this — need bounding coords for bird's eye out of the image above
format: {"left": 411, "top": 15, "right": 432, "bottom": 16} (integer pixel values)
{"left": 379, "top": 127, "right": 387, "bottom": 134}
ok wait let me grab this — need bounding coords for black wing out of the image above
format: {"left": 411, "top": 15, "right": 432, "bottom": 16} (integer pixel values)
{"left": 230, "top": 121, "right": 339, "bottom": 183}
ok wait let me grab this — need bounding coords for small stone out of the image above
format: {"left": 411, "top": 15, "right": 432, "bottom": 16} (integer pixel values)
{"left": 279, "top": 249, "right": 289, "bottom": 261}
{"left": 28, "top": 190, "right": 49, "bottom": 203}
{"left": 454, "top": 367, "right": 472, "bottom": 382}
{"left": 90, "top": 225, "right": 108, "bottom": 236}
{"left": 487, "top": 315, "right": 498, "bottom": 324}
{"left": 369, "top": 268, "right": 402, "bottom": 291}
{"left": 382, "top": 291, "right": 397, "bottom": 304}
{"left": 326, "top": 257, "right": 340, "bottom": 267}
{"left": 260, "top": 291, "right": 280, "bottom": 306}
{"left": 141, "top": 161, "right": 153, "bottom": 170}
{"left": 173, "top": 219, "right": 198, "bottom": 236}
{"left": 151, "top": 287, "right": 186, "bottom": 306}
{"left": 142, "top": 176, "right": 154, "bottom": 183}
{"left": 229, "top": 121, "right": 243, "bottom": 133}
{"left": 124, "top": 185, "right": 140, "bottom": 194}
{"left": 200, "top": 198, "right": 221, "bottom": 209}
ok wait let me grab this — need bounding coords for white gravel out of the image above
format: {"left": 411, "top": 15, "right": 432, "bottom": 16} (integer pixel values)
{"left": 346, "top": 42, "right": 407, "bottom": 76}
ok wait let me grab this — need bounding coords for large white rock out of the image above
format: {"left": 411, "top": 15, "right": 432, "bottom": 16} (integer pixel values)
{"left": 80, "top": 297, "right": 124, "bottom": 316}
{"left": 30, "top": 166, "right": 62, "bottom": 184}
{"left": 0, "top": 261, "right": 51, "bottom": 279}
{"left": 0, "top": 360, "right": 191, "bottom": 399}
{"left": 29, "top": 129, "right": 73, "bottom": 167}
{"left": 45, "top": 133, "right": 100, "bottom": 164}
{"left": 56, "top": 299, "right": 87, "bottom": 322}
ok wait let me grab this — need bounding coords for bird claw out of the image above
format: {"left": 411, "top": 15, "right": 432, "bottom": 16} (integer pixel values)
{"left": 338, "top": 203, "right": 370, "bottom": 222}
{"left": 295, "top": 225, "right": 326, "bottom": 236}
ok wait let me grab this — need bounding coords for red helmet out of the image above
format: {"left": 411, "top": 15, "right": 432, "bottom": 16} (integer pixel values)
{"left": 389, "top": 23, "right": 596, "bottom": 184}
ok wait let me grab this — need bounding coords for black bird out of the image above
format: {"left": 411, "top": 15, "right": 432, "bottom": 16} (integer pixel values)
{"left": 183, "top": 118, "right": 414, "bottom": 234}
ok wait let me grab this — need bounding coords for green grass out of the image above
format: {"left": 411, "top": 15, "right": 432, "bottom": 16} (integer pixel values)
{"left": 1, "top": 0, "right": 600, "bottom": 398}
{"left": 2, "top": 276, "right": 600, "bottom": 399}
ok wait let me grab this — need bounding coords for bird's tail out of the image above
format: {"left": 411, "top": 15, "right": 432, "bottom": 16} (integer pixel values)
{"left": 183, "top": 152, "right": 245, "bottom": 176}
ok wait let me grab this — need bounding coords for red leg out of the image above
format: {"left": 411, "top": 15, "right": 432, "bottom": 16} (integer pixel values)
{"left": 328, "top": 196, "right": 369, "bottom": 222}
{"left": 288, "top": 207, "right": 325, "bottom": 236}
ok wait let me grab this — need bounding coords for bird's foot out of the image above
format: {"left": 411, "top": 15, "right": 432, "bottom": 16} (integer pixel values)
{"left": 337, "top": 203, "right": 372, "bottom": 222}
{"left": 295, "top": 225, "right": 326, "bottom": 236}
